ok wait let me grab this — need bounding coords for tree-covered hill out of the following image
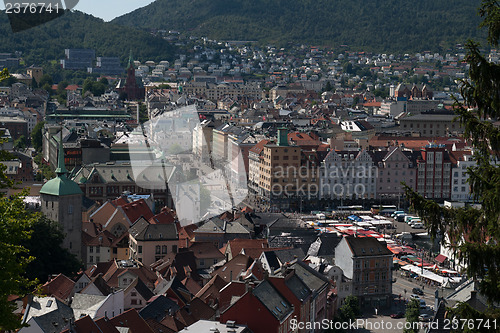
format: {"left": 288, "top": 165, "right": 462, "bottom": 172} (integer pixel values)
{"left": 0, "top": 10, "right": 176, "bottom": 65}
{"left": 113, "top": 0, "right": 486, "bottom": 52}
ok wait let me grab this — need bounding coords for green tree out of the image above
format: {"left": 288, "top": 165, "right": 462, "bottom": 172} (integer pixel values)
{"left": 31, "top": 121, "right": 45, "bottom": 152}
{"left": 338, "top": 295, "right": 360, "bottom": 322}
{"left": 0, "top": 192, "right": 38, "bottom": 330}
{"left": 404, "top": 0, "right": 500, "bottom": 318}
{"left": 404, "top": 299, "right": 420, "bottom": 333}
{"left": 13, "top": 135, "right": 27, "bottom": 150}
{"left": 23, "top": 216, "right": 82, "bottom": 283}
{"left": 38, "top": 74, "right": 53, "bottom": 87}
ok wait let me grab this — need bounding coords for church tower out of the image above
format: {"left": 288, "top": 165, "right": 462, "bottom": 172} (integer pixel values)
{"left": 40, "top": 133, "right": 83, "bottom": 260}
{"left": 116, "top": 50, "right": 145, "bottom": 100}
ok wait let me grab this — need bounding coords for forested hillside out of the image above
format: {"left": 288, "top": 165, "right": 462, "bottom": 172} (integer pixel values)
{"left": 0, "top": 10, "right": 175, "bottom": 65}
{"left": 113, "top": 0, "right": 486, "bottom": 52}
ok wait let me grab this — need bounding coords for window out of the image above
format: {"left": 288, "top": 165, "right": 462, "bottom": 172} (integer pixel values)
{"left": 172, "top": 245, "right": 177, "bottom": 253}
{"left": 155, "top": 245, "right": 161, "bottom": 254}
{"left": 96, "top": 246, "right": 100, "bottom": 254}
{"left": 89, "top": 246, "right": 94, "bottom": 253}
{"left": 68, "top": 205, "right": 73, "bottom": 214}
{"left": 200, "top": 259, "right": 205, "bottom": 266}
{"left": 138, "top": 246, "right": 143, "bottom": 254}
{"left": 162, "top": 245, "right": 167, "bottom": 254}
{"left": 90, "top": 256, "right": 93, "bottom": 262}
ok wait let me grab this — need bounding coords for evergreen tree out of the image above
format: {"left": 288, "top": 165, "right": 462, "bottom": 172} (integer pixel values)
{"left": 404, "top": 0, "right": 500, "bottom": 315}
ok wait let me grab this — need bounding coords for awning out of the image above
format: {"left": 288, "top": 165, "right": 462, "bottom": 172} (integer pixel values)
{"left": 435, "top": 254, "right": 447, "bottom": 263}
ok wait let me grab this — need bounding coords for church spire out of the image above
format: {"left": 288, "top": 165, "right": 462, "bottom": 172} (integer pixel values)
{"left": 127, "top": 49, "right": 134, "bottom": 70}
{"left": 54, "top": 129, "right": 68, "bottom": 176}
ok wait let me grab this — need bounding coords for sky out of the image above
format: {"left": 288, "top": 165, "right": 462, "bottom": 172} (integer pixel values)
{"left": 74, "top": 0, "right": 155, "bottom": 21}
{"left": 0, "top": 0, "right": 156, "bottom": 22}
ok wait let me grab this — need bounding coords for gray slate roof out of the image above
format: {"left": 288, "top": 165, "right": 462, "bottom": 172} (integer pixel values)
{"left": 252, "top": 280, "right": 293, "bottom": 322}
{"left": 129, "top": 217, "right": 178, "bottom": 241}
{"left": 344, "top": 236, "right": 393, "bottom": 257}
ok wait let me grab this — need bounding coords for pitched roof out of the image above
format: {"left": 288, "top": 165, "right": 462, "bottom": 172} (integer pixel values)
{"left": 188, "top": 242, "right": 225, "bottom": 260}
{"left": 129, "top": 217, "right": 178, "bottom": 241}
{"left": 139, "top": 295, "right": 180, "bottom": 322}
{"left": 252, "top": 280, "right": 293, "bottom": 321}
{"left": 23, "top": 296, "right": 74, "bottom": 332}
{"left": 212, "top": 254, "right": 254, "bottom": 283}
{"left": 149, "top": 208, "right": 176, "bottom": 224}
{"left": 160, "top": 315, "right": 186, "bottom": 332}
{"left": 307, "top": 233, "right": 343, "bottom": 257}
{"left": 344, "top": 236, "right": 393, "bottom": 257}
{"left": 274, "top": 248, "right": 306, "bottom": 264}
{"left": 42, "top": 274, "right": 75, "bottom": 301}
{"left": 121, "top": 199, "right": 155, "bottom": 224}
{"left": 80, "top": 273, "right": 112, "bottom": 296}
{"left": 226, "top": 239, "right": 268, "bottom": 258}
{"left": 108, "top": 309, "right": 155, "bottom": 333}
{"left": 125, "top": 277, "right": 154, "bottom": 302}
{"left": 249, "top": 139, "right": 270, "bottom": 154}
{"left": 61, "top": 315, "right": 114, "bottom": 333}
{"left": 292, "top": 261, "right": 329, "bottom": 293}
{"left": 181, "top": 277, "right": 202, "bottom": 295}
{"left": 195, "top": 219, "right": 251, "bottom": 235}
{"left": 195, "top": 275, "right": 228, "bottom": 301}
{"left": 144, "top": 318, "right": 175, "bottom": 333}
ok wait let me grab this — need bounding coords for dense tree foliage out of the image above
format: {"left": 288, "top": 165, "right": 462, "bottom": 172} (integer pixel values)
{"left": 113, "top": 0, "right": 485, "bottom": 52}
{"left": 82, "top": 77, "right": 107, "bottom": 96}
{"left": 0, "top": 192, "right": 38, "bottom": 331}
{"left": 22, "top": 216, "right": 82, "bottom": 283}
{"left": 0, "top": 10, "right": 175, "bottom": 65}
{"left": 31, "top": 121, "right": 45, "bottom": 152}
{"left": 404, "top": 0, "right": 500, "bottom": 321}
{"left": 403, "top": 299, "right": 420, "bottom": 333}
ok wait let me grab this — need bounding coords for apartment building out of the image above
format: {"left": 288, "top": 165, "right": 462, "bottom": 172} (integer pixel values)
{"left": 415, "top": 145, "right": 452, "bottom": 199}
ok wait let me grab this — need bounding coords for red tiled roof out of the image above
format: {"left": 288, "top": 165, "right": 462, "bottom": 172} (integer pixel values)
{"left": 226, "top": 239, "right": 268, "bottom": 258}
{"left": 249, "top": 139, "right": 270, "bottom": 154}
{"left": 121, "top": 199, "right": 154, "bottom": 224}
{"left": 181, "top": 277, "right": 202, "bottom": 295}
{"left": 188, "top": 242, "right": 225, "bottom": 260}
{"left": 195, "top": 275, "right": 228, "bottom": 301}
{"left": 160, "top": 315, "right": 185, "bottom": 332}
{"left": 42, "top": 274, "right": 75, "bottom": 301}
{"left": 241, "top": 247, "right": 289, "bottom": 260}
{"left": 108, "top": 309, "right": 155, "bottom": 333}
{"left": 149, "top": 208, "right": 176, "bottom": 224}
{"left": 65, "top": 84, "right": 79, "bottom": 91}
{"left": 60, "top": 315, "right": 105, "bottom": 333}
{"left": 112, "top": 197, "right": 128, "bottom": 207}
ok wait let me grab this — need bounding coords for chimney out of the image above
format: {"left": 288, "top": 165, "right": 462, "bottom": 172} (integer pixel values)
{"left": 245, "top": 281, "right": 254, "bottom": 293}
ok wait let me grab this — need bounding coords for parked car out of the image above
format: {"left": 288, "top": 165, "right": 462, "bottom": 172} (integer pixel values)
{"left": 412, "top": 287, "right": 424, "bottom": 295}
{"left": 391, "top": 211, "right": 405, "bottom": 218}
{"left": 412, "top": 223, "right": 424, "bottom": 229}
{"left": 396, "top": 214, "right": 406, "bottom": 222}
{"left": 410, "top": 294, "right": 420, "bottom": 299}
{"left": 419, "top": 314, "right": 432, "bottom": 322}
{"left": 390, "top": 312, "right": 405, "bottom": 319}
{"left": 419, "top": 299, "right": 427, "bottom": 309}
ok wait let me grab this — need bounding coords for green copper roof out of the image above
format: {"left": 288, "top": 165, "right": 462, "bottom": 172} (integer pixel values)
{"left": 40, "top": 175, "right": 83, "bottom": 196}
